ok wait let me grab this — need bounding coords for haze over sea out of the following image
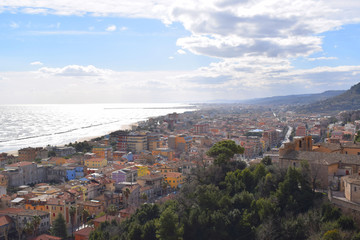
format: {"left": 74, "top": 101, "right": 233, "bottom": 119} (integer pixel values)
{"left": 0, "top": 103, "right": 195, "bottom": 153}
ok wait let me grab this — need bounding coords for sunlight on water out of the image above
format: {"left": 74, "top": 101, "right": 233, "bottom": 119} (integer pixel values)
{"left": 0, "top": 103, "right": 194, "bottom": 152}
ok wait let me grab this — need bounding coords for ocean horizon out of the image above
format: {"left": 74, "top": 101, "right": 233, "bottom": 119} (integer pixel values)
{"left": 0, "top": 103, "right": 196, "bottom": 153}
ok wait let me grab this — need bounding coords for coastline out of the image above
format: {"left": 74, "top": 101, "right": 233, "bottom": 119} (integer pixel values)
{"left": 2, "top": 107, "right": 197, "bottom": 156}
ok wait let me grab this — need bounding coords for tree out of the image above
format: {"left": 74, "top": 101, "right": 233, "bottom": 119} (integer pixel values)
{"left": 106, "top": 204, "right": 118, "bottom": 222}
{"left": 69, "top": 205, "right": 77, "bottom": 238}
{"left": 52, "top": 213, "right": 67, "bottom": 239}
{"left": 261, "top": 156, "right": 272, "bottom": 166}
{"left": 206, "top": 140, "right": 244, "bottom": 165}
{"left": 156, "top": 207, "right": 183, "bottom": 240}
{"left": 123, "top": 188, "right": 131, "bottom": 208}
{"left": 140, "top": 193, "right": 148, "bottom": 204}
{"left": 32, "top": 215, "right": 41, "bottom": 236}
{"left": 82, "top": 209, "right": 90, "bottom": 225}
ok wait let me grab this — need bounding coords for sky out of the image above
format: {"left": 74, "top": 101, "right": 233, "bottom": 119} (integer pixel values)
{"left": 1, "top": 0, "right": 360, "bottom": 103}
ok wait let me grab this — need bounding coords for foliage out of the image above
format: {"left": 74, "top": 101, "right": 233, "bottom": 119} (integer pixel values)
{"left": 88, "top": 140, "right": 360, "bottom": 240}
{"left": 206, "top": 140, "right": 244, "bottom": 165}
{"left": 51, "top": 213, "right": 67, "bottom": 239}
{"left": 322, "top": 229, "right": 341, "bottom": 240}
{"left": 261, "top": 156, "right": 272, "bottom": 166}
{"left": 68, "top": 141, "right": 92, "bottom": 153}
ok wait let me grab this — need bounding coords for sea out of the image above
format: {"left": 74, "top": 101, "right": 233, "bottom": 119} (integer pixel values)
{"left": 0, "top": 103, "right": 196, "bottom": 153}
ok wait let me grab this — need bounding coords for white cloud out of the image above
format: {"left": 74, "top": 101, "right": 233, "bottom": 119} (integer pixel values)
{"left": 38, "top": 65, "right": 113, "bottom": 77}
{"left": 2, "top": 0, "right": 360, "bottom": 101}
{"left": 106, "top": 25, "right": 117, "bottom": 31}
{"left": 30, "top": 61, "right": 43, "bottom": 65}
{"left": 10, "top": 21, "right": 19, "bottom": 28}
{"left": 177, "top": 49, "right": 186, "bottom": 55}
{"left": 120, "top": 26, "right": 127, "bottom": 31}
{"left": 307, "top": 56, "right": 338, "bottom": 61}
{"left": 168, "top": 56, "right": 174, "bottom": 60}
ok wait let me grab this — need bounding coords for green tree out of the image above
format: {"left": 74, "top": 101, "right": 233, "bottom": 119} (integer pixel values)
{"left": 206, "top": 140, "right": 244, "bottom": 165}
{"left": 322, "top": 229, "right": 341, "bottom": 240}
{"left": 261, "top": 156, "right": 272, "bottom": 166}
{"left": 123, "top": 188, "right": 131, "bottom": 208}
{"left": 156, "top": 207, "right": 183, "bottom": 240}
{"left": 69, "top": 205, "right": 77, "bottom": 238}
{"left": 52, "top": 213, "right": 67, "bottom": 239}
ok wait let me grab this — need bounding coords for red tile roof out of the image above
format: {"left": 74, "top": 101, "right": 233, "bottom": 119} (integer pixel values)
{"left": 75, "top": 227, "right": 94, "bottom": 237}
{"left": 29, "top": 234, "right": 62, "bottom": 240}
{"left": 7, "top": 162, "right": 33, "bottom": 167}
{"left": 0, "top": 215, "right": 12, "bottom": 227}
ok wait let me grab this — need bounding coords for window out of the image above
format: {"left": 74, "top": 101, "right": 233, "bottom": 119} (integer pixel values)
{"left": 355, "top": 187, "right": 357, "bottom": 192}
{"left": 60, "top": 207, "right": 62, "bottom": 211}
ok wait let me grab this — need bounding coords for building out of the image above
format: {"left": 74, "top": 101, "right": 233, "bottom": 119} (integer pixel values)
{"left": 53, "top": 147, "right": 76, "bottom": 157}
{"left": 0, "top": 208, "right": 50, "bottom": 235}
{"left": 3, "top": 162, "right": 46, "bottom": 187}
{"left": 84, "top": 158, "right": 107, "bottom": 169}
{"left": 152, "top": 148, "right": 174, "bottom": 161}
{"left": 74, "top": 226, "right": 93, "bottom": 240}
{"left": 116, "top": 132, "right": 147, "bottom": 153}
{"left": 147, "top": 134, "right": 161, "bottom": 152}
{"left": 341, "top": 174, "right": 360, "bottom": 204}
{"left": 168, "top": 135, "right": 192, "bottom": 153}
{"left": 127, "top": 133, "right": 147, "bottom": 153}
{"left": 194, "top": 123, "right": 209, "bottom": 135}
{"left": 92, "top": 146, "right": 113, "bottom": 160}
{"left": 163, "top": 172, "right": 184, "bottom": 188}
{"left": 112, "top": 168, "right": 138, "bottom": 184}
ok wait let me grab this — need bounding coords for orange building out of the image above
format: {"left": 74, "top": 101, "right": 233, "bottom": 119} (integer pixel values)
{"left": 80, "top": 201, "right": 104, "bottom": 217}
{"left": 92, "top": 146, "right": 113, "bottom": 160}
{"left": 163, "top": 172, "right": 184, "bottom": 188}
{"left": 152, "top": 148, "right": 174, "bottom": 161}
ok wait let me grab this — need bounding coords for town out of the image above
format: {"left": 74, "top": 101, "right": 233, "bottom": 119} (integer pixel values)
{"left": 1, "top": 104, "right": 360, "bottom": 239}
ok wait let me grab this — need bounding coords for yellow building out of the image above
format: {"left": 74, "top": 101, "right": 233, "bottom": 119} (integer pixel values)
{"left": 136, "top": 166, "right": 149, "bottom": 177}
{"left": 84, "top": 158, "right": 107, "bottom": 169}
{"left": 163, "top": 172, "right": 184, "bottom": 188}
{"left": 152, "top": 148, "right": 174, "bottom": 161}
{"left": 127, "top": 133, "right": 147, "bottom": 153}
{"left": 26, "top": 197, "right": 73, "bottom": 225}
{"left": 92, "top": 146, "right": 113, "bottom": 160}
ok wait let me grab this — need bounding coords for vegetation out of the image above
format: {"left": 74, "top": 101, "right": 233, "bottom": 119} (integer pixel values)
{"left": 88, "top": 140, "right": 360, "bottom": 240}
{"left": 68, "top": 141, "right": 92, "bottom": 153}
{"left": 51, "top": 213, "right": 67, "bottom": 239}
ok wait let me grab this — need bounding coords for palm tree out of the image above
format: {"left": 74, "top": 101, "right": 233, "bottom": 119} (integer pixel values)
{"left": 140, "top": 193, "right": 148, "bottom": 204}
{"left": 81, "top": 209, "right": 90, "bottom": 226}
{"left": 123, "top": 188, "right": 131, "bottom": 208}
{"left": 32, "top": 215, "right": 41, "bottom": 236}
{"left": 161, "top": 181, "right": 168, "bottom": 196}
{"left": 69, "top": 206, "right": 77, "bottom": 238}
{"left": 106, "top": 204, "right": 118, "bottom": 221}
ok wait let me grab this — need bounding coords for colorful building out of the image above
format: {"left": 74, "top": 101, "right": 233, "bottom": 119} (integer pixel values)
{"left": 168, "top": 135, "right": 192, "bottom": 153}
{"left": 136, "top": 165, "right": 149, "bottom": 177}
{"left": 152, "top": 148, "right": 174, "bottom": 161}
{"left": 84, "top": 158, "right": 107, "bottom": 169}
{"left": 92, "top": 146, "right": 113, "bottom": 160}
{"left": 163, "top": 172, "right": 184, "bottom": 188}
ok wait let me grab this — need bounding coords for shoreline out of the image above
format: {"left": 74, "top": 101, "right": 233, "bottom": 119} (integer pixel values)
{"left": 2, "top": 108, "right": 198, "bottom": 156}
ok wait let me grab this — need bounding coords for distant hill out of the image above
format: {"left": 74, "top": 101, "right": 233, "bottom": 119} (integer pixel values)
{"left": 242, "top": 90, "right": 345, "bottom": 106}
{"left": 297, "top": 82, "right": 360, "bottom": 113}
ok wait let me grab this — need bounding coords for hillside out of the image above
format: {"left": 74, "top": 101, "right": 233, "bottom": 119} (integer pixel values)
{"left": 297, "top": 82, "right": 360, "bottom": 113}
{"left": 242, "top": 90, "right": 344, "bottom": 106}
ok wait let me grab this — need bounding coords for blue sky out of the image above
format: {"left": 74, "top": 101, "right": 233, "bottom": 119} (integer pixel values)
{"left": 1, "top": 0, "right": 360, "bottom": 103}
